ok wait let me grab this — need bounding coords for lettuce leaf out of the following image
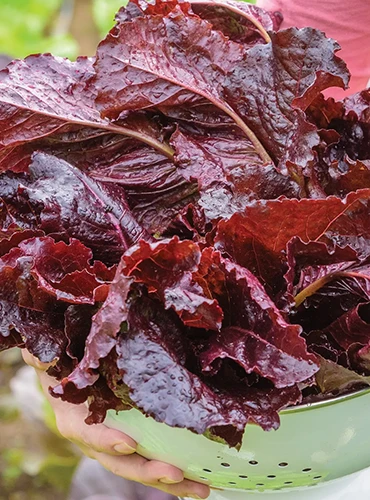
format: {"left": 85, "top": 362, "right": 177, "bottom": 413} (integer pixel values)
{"left": 0, "top": 0, "right": 369, "bottom": 446}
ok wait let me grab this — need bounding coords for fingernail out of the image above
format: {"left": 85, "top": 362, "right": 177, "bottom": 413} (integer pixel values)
{"left": 113, "top": 442, "right": 136, "bottom": 454}
{"left": 159, "top": 477, "right": 182, "bottom": 485}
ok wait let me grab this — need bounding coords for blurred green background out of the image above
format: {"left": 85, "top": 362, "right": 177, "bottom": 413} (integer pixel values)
{"left": 0, "top": 0, "right": 126, "bottom": 59}
{"left": 0, "top": 0, "right": 256, "bottom": 499}
{"left": 0, "top": 350, "right": 80, "bottom": 500}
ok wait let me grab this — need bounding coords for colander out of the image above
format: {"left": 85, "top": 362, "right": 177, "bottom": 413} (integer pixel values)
{"left": 104, "top": 387, "right": 370, "bottom": 497}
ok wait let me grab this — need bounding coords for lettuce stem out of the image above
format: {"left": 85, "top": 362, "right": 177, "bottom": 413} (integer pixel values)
{"left": 294, "top": 270, "right": 370, "bottom": 307}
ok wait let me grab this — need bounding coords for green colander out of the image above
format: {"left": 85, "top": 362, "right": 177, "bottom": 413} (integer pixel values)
{"left": 104, "top": 388, "right": 370, "bottom": 495}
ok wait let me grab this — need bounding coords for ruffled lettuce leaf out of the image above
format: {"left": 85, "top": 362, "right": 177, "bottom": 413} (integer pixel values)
{"left": 0, "top": 153, "right": 147, "bottom": 264}
{"left": 0, "top": 0, "right": 368, "bottom": 445}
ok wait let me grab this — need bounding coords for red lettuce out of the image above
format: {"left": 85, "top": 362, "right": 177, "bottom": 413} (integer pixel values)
{"left": 0, "top": 152, "right": 147, "bottom": 264}
{"left": 1, "top": 0, "right": 370, "bottom": 447}
{"left": 123, "top": 237, "right": 223, "bottom": 330}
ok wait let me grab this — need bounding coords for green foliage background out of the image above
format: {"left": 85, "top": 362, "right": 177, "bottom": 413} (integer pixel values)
{"left": 0, "top": 350, "right": 80, "bottom": 500}
{"left": 0, "top": 0, "right": 77, "bottom": 58}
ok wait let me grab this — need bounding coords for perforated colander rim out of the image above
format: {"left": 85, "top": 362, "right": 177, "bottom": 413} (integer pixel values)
{"left": 282, "top": 386, "right": 370, "bottom": 414}
{"left": 104, "top": 386, "right": 370, "bottom": 492}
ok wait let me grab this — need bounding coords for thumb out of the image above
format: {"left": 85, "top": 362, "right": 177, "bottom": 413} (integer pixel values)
{"left": 21, "top": 349, "right": 56, "bottom": 371}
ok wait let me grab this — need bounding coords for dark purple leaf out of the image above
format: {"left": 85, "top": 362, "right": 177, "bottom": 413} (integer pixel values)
{"left": 0, "top": 328, "right": 24, "bottom": 351}
{"left": 307, "top": 91, "right": 370, "bottom": 197}
{"left": 47, "top": 304, "right": 97, "bottom": 380}
{"left": 303, "top": 304, "right": 370, "bottom": 375}
{"left": 113, "top": 295, "right": 301, "bottom": 445}
{"left": 25, "top": 110, "right": 173, "bottom": 173}
{"left": 222, "top": 27, "right": 349, "bottom": 167}
{"left": 171, "top": 126, "right": 300, "bottom": 218}
{"left": 200, "top": 326, "right": 318, "bottom": 388}
{"left": 190, "top": 0, "right": 281, "bottom": 45}
{"left": 51, "top": 262, "right": 132, "bottom": 406}
{"left": 87, "top": 132, "right": 199, "bottom": 236}
{"left": 328, "top": 159, "right": 370, "bottom": 197}
{"left": 0, "top": 236, "right": 114, "bottom": 309}
{"left": 215, "top": 189, "right": 370, "bottom": 259}
{"left": 343, "top": 89, "right": 370, "bottom": 123}
{"left": 285, "top": 238, "right": 357, "bottom": 292}
{"left": 324, "top": 303, "right": 370, "bottom": 352}
{"left": 120, "top": 0, "right": 282, "bottom": 43}
{"left": 0, "top": 299, "right": 66, "bottom": 364}
{"left": 0, "top": 55, "right": 173, "bottom": 173}
{"left": 93, "top": 2, "right": 271, "bottom": 163}
{"left": 0, "top": 226, "right": 44, "bottom": 257}
{"left": 123, "top": 237, "right": 223, "bottom": 330}
{"left": 213, "top": 215, "right": 285, "bottom": 294}
{"left": 290, "top": 249, "right": 370, "bottom": 315}
{"left": 193, "top": 249, "right": 317, "bottom": 371}
{"left": 306, "top": 94, "right": 344, "bottom": 131}
{"left": 0, "top": 153, "right": 148, "bottom": 264}
{"left": 159, "top": 101, "right": 233, "bottom": 128}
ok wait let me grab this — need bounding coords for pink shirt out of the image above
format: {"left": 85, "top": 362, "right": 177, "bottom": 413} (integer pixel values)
{"left": 257, "top": 0, "right": 370, "bottom": 98}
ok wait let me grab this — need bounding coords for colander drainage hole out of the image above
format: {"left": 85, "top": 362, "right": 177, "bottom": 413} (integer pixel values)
{"left": 302, "top": 468, "right": 312, "bottom": 473}
{"left": 200, "top": 477, "right": 208, "bottom": 480}
{"left": 284, "top": 481, "right": 293, "bottom": 485}
{"left": 203, "top": 469, "right": 212, "bottom": 473}
{"left": 249, "top": 461, "right": 258, "bottom": 466}
{"left": 221, "top": 463, "right": 230, "bottom": 468}
{"left": 229, "top": 482, "right": 236, "bottom": 485}
{"left": 267, "top": 475, "right": 276, "bottom": 479}
{"left": 278, "top": 462, "right": 288, "bottom": 467}
{"left": 256, "top": 483, "right": 264, "bottom": 487}
{"left": 313, "top": 476, "right": 322, "bottom": 480}
{"left": 239, "top": 475, "right": 248, "bottom": 479}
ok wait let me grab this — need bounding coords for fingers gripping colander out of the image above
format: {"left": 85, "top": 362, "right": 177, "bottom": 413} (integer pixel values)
{"left": 104, "top": 388, "right": 370, "bottom": 497}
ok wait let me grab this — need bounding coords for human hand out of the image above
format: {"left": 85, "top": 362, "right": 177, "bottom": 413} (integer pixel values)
{"left": 22, "top": 350, "right": 210, "bottom": 499}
